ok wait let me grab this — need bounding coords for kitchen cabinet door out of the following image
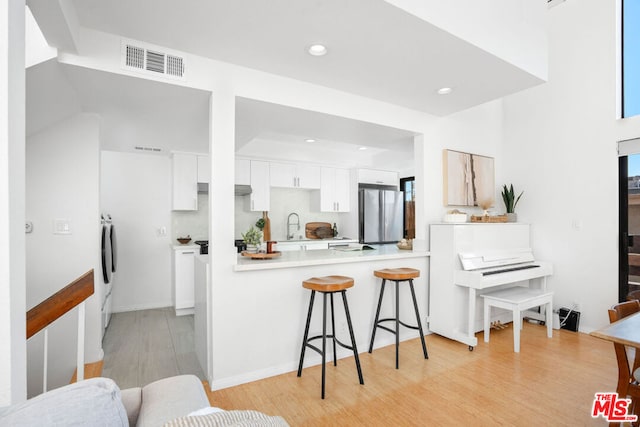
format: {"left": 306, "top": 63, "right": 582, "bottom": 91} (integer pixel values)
{"left": 319, "top": 167, "right": 337, "bottom": 212}
{"left": 317, "top": 167, "right": 350, "bottom": 212}
{"left": 297, "top": 165, "right": 321, "bottom": 189}
{"left": 235, "top": 159, "right": 251, "bottom": 185}
{"left": 270, "top": 162, "right": 297, "bottom": 188}
{"left": 172, "top": 153, "right": 198, "bottom": 211}
{"left": 197, "top": 155, "right": 210, "bottom": 183}
{"left": 334, "top": 168, "right": 350, "bottom": 212}
{"left": 250, "top": 160, "right": 270, "bottom": 211}
{"left": 174, "top": 248, "right": 196, "bottom": 314}
{"left": 270, "top": 162, "right": 320, "bottom": 189}
{"left": 357, "top": 168, "right": 399, "bottom": 188}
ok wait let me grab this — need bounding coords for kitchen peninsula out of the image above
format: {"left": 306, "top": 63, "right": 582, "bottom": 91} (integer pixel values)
{"left": 235, "top": 244, "right": 428, "bottom": 271}
{"left": 207, "top": 244, "right": 429, "bottom": 390}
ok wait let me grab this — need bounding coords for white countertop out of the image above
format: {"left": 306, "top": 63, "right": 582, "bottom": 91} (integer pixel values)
{"left": 172, "top": 243, "right": 200, "bottom": 250}
{"left": 234, "top": 244, "right": 429, "bottom": 271}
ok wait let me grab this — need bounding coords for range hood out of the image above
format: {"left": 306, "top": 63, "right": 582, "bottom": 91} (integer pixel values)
{"left": 234, "top": 184, "right": 252, "bottom": 196}
{"left": 198, "top": 183, "right": 253, "bottom": 196}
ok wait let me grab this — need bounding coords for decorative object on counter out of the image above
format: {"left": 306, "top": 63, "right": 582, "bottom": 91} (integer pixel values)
{"left": 262, "top": 211, "right": 271, "bottom": 241}
{"left": 501, "top": 184, "right": 523, "bottom": 222}
{"left": 241, "top": 226, "right": 262, "bottom": 253}
{"left": 477, "top": 198, "right": 494, "bottom": 217}
{"left": 177, "top": 235, "right": 192, "bottom": 244}
{"left": 241, "top": 250, "right": 281, "bottom": 259}
{"left": 470, "top": 214, "right": 508, "bottom": 223}
{"left": 443, "top": 149, "right": 495, "bottom": 207}
{"left": 332, "top": 223, "right": 338, "bottom": 237}
{"left": 266, "top": 240, "right": 277, "bottom": 254}
{"left": 397, "top": 238, "right": 413, "bottom": 250}
{"left": 305, "top": 222, "right": 333, "bottom": 239}
{"left": 443, "top": 209, "right": 467, "bottom": 223}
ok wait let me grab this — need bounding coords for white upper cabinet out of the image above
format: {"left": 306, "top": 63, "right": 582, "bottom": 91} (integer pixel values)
{"left": 235, "top": 158, "right": 251, "bottom": 185}
{"left": 197, "top": 155, "right": 210, "bottom": 183}
{"left": 316, "top": 167, "right": 350, "bottom": 212}
{"left": 270, "top": 162, "right": 320, "bottom": 189}
{"left": 357, "top": 168, "right": 399, "bottom": 188}
{"left": 249, "top": 160, "right": 270, "bottom": 211}
{"left": 172, "top": 153, "right": 198, "bottom": 211}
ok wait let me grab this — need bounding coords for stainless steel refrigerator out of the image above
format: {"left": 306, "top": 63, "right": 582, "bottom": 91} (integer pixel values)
{"left": 359, "top": 187, "right": 404, "bottom": 244}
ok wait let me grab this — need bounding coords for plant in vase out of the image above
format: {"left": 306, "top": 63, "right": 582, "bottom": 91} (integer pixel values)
{"left": 241, "top": 226, "right": 262, "bottom": 253}
{"left": 501, "top": 184, "right": 523, "bottom": 222}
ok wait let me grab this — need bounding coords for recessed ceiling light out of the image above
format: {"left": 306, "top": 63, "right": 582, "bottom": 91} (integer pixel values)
{"left": 308, "top": 44, "right": 328, "bottom": 56}
{"left": 358, "top": 146, "right": 368, "bottom": 151}
{"left": 437, "top": 87, "right": 453, "bottom": 95}
{"left": 305, "top": 138, "right": 316, "bottom": 143}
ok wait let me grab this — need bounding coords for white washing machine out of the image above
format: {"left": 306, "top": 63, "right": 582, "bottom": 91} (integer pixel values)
{"left": 101, "top": 214, "right": 117, "bottom": 338}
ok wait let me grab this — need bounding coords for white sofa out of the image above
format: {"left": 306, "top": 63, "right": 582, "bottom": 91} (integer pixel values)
{"left": 0, "top": 374, "right": 210, "bottom": 426}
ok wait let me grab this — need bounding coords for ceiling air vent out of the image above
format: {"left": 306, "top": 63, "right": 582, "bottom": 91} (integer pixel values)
{"left": 121, "top": 40, "right": 185, "bottom": 80}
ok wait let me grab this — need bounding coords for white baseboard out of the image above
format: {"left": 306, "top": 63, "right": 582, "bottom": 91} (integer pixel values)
{"left": 209, "top": 332, "right": 431, "bottom": 391}
{"left": 112, "top": 302, "right": 172, "bottom": 313}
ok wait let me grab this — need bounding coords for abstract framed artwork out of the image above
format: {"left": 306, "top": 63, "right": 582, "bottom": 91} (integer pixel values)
{"left": 443, "top": 149, "right": 495, "bottom": 207}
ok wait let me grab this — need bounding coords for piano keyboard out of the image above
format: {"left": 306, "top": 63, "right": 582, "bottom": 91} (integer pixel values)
{"left": 482, "top": 264, "right": 540, "bottom": 276}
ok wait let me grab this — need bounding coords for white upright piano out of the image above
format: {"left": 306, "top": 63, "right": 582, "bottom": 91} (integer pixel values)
{"left": 429, "top": 223, "right": 553, "bottom": 350}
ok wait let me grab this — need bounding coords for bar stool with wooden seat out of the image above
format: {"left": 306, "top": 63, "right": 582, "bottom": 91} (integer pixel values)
{"left": 297, "top": 275, "right": 364, "bottom": 399}
{"left": 368, "top": 268, "right": 428, "bottom": 369}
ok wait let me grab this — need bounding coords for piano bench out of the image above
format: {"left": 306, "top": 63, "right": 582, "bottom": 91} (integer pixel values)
{"left": 482, "top": 287, "right": 553, "bottom": 353}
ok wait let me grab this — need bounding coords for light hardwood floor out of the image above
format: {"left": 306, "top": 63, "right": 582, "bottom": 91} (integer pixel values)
{"left": 207, "top": 324, "right": 620, "bottom": 427}
{"left": 102, "top": 307, "right": 205, "bottom": 389}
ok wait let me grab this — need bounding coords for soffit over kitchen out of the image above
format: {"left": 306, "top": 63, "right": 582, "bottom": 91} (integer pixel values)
{"left": 27, "top": 62, "right": 417, "bottom": 170}
{"left": 29, "top": 0, "right": 547, "bottom": 117}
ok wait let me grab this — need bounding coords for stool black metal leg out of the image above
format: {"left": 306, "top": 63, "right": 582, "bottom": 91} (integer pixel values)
{"left": 369, "top": 279, "right": 387, "bottom": 353}
{"left": 409, "top": 279, "right": 429, "bottom": 359}
{"left": 321, "top": 292, "right": 327, "bottom": 399}
{"left": 342, "top": 290, "right": 364, "bottom": 385}
{"left": 330, "top": 292, "right": 337, "bottom": 366}
{"left": 395, "top": 280, "right": 400, "bottom": 369}
{"left": 297, "top": 290, "right": 316, "bottom": 377}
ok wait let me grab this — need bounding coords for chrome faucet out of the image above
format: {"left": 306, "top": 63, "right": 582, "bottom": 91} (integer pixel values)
{"left": 287, "top": 212, "right": 300, "bottom": 240}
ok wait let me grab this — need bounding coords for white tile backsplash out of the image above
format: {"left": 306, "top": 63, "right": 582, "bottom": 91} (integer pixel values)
{"left": 235, "top": 188, "right": 342, "bottom": 241}
{"left": 172, "top": 193, "right": 209, "bottom": 241}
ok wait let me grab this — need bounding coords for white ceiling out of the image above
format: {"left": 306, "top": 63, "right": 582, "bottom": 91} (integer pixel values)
{"left": 69, "top": 0, "right": 543, "bottom": 116}
{"left": 28, "top": 1, "right": 546, "bottom": 169}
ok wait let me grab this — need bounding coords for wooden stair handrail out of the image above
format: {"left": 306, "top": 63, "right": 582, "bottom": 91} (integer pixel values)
{"left": 26, "top": 270, "right": 94, "bottom": 339}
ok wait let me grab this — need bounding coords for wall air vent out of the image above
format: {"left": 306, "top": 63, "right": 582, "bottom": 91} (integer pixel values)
{"left": 121, "top": 39, "right": 185, "bottom": 80}
{"left": 134, "top": 146, "right": 163, "bottom": 153}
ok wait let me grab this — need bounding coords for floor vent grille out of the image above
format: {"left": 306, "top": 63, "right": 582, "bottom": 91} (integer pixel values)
{"left": 122, "top": 40, "right": 185, "bottom": 80}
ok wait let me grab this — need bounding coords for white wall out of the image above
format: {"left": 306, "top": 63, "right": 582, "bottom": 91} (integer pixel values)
{"left": 101, "top": 150, "right": 173, "bottom": 312}
{"left": 422, "top": 99, "right": 506, "bottom": 234}
{"left": 0, "top": 0, "right": 27, "bottom": 406}
{"left": 25, "top": 113, "right": 101, "bottom": 397}
{"left": 502, "top": 0, "right": 622, "bottom": 332}
{"left": 386, "top": 0, "right": 547, "bottom": 80}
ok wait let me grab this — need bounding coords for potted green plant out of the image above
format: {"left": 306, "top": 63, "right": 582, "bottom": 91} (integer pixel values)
{"left": 241, "top": 226, "right": 262, "bottom": 252}
{"left": 501, "top": 184, "right": 523, "bottom": 222}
